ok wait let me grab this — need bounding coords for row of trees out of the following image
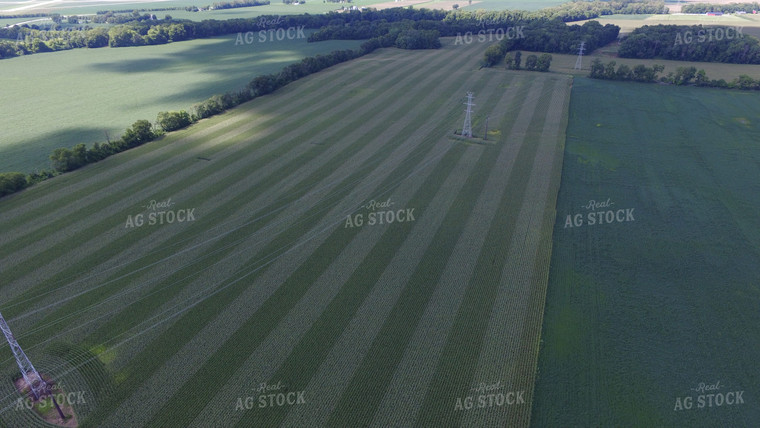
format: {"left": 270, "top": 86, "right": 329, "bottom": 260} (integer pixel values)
{"left": 588, "top": 58, "right": 760, "bottom": 90}
{"left": 618, "top": 24, "right": 760, "bottom": 64}
{"left": 483, "top": 20, "right": 620, "bottom": 67}
{"left": 682, "top": 2, "right": 760, "bottom": 13}
{"left": 588, "top": 59, "right": 665, "bottom": 82}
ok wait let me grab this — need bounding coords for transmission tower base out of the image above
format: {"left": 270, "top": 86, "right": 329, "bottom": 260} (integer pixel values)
{"left": 14, "top": 374, "right": 79, "bottom": 427}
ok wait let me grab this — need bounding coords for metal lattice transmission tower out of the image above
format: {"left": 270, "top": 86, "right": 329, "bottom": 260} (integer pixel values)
{"left": 574, "top": 41, "right": 586, "bottom": 70}
{"left": 0, "top": 311, "right": 48, "bottom": 400}
{"left": 462, "top": 92, "right": 475, "bottom": 138}
{"left": 0, "top": 311, "right": 66, "bottom": 420}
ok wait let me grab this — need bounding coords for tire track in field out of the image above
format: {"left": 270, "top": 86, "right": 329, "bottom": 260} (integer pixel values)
{"left": 368, "top": 74, "right": 544, "bottom": 428}
{"left": 0, "top": 52, "right": 414, "bottom": 316}
{"left": 460, "top": 76, "right": 570, "bottom": 428}
{"left": 89, "top": 45, "right": 470, "bottom": 426}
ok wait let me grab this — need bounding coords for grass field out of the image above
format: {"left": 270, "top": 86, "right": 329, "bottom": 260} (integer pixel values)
{"left": 533, "top": 77, "right": 760, "bottom": 425}
{"left": 0, "top": 37, "right": 570, "bottom": 427}
{"left": 0, "top": 33, "right": 361, "bottom": 173}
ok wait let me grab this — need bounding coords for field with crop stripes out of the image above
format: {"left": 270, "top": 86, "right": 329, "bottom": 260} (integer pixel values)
{"left": 0, "top": 37, "right": 570, "bottom": 427}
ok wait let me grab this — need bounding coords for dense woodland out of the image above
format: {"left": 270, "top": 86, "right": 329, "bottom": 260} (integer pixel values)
{"left": 618, "top": 24, "right": 760, "bottom": 64}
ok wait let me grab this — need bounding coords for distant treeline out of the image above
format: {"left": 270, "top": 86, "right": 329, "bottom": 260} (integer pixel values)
{"left": 682, "top": 2, "right": 760, "bottom": 13}
{"left": 0, "top": 37, "right": 390, "bottom": 198}
{"left": 589, "top": 58, "right": 760, "bottom": 90}
{"left": 619, "top": 25, "right": 760, "bottom": 64}
{"left": 1, "top": 1, "right": 663, "bottom": 59}
{"left": 0, "top": 8, "right": 440, "bottom": 58}
{"left": 483, "top": 20, "right": 620, "bottom": 67}
{"left": 211, "top": 0, "right": 269, "bottom": 10}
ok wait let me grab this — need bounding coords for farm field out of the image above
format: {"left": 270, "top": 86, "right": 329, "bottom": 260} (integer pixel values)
{"left": 533, "top": 77, "right": 760, "bottom": 425}
{"left": 0, "top": 37, "right": 570, "bottom": 427}
{"left": 0, "top": 33, "right": 362, "bottom": 174}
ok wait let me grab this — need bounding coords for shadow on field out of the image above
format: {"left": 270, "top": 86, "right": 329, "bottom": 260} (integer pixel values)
{"left": 87, "top": 37, "right": 306, "bottom": 76}
{"left": 0, "top": 126, "right": 113, "bottom": 173}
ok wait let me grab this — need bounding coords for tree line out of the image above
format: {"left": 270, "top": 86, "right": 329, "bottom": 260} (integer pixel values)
{"left": 682, "top": 2, "right": 760, "bottom": 13}
{"left": 588, "top": 58, "right": 760, "bottom": 90}
{"left": 2, "top": 1, "right": 662, "bottom": 60}
{"left": 618, "top": 24, "right": 760, "bottom": 64}
{"left": 0, "top": 37, "right": 389, "bottom": 198}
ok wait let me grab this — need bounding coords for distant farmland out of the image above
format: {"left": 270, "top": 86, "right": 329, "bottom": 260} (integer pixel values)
{"left": 0, "top": 33, "right": 362, "bottom": 173}
{"left": 533, "top": 77, "right": 760, "bottom": 425}
{"left": 0, "top": 38, "right": 570, "bottom": 427}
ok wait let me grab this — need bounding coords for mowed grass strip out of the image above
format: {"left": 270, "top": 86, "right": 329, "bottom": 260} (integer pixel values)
{"left": 72, "top": 42, "right": 476, "bottom": 424}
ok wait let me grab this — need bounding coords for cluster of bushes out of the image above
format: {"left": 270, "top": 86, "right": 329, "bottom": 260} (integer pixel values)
{"left": 618, "top": 24, "right": 760, "bottom": 64}
{"left": 588, "top": 58, "right": 760, "bottom": 90}
{"left": 0, "top": 173, "right": 28, "bottom": 198}
{"left": 504, "top": 51, "right": 552, "bottom": 71}
{"left": 682, "top": 2, "right": 760, "bottom": 13}
{"left": 483, "top": 20, "right": 620, "bottom": 67}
